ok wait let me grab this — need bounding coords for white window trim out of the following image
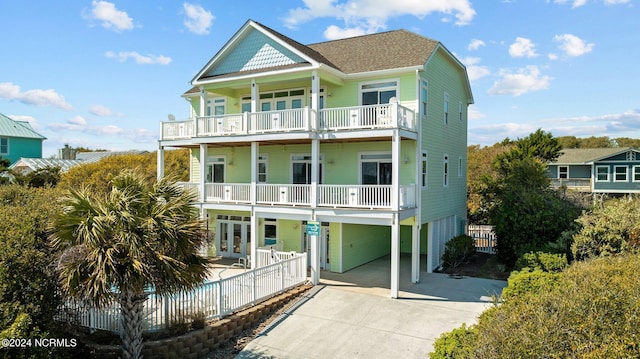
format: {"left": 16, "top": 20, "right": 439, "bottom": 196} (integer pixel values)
{"left": 206, "top": 156, "right": 226, "bottom": 183}
{"left": 633, "top": 165, "right": 640, "bottom": 183}
{"left": 420, "top": 79, "right": 428, "bottom": 118}
{"left": 443, "top": 154, "right": 449, "bottom": 188}
{"left": 358, "top": 79, "right": 400, "bottom": 106}
{"left": 458, "top": 156, "right": 463, "bottom": 178}
{"left": 290, "top": 153, "right": 324, "bottom": 184}
{"left": 263, "top": 218, "right": 278, "bottom": 247}
{"left": 558, "top": 166, "right": 569, "bottom": 179}
{"left": 421, "top": 151, "right": 428, "bottom": 189}
{"left": 258, "top": 154, "right": 268, "bottom": 183}
{"left": 444, "top": 92, "right": 450, "bottom": 126}
{"left": 458, "top": 101, "right": 463, "bottom": 123}
{"left": 358, "top": 152, "right": 393, "bottom": 185}
{"left": 0, "top": 137, "right": 8, "bottom": 155}
{"left": 614, "top": 165, "right": 628, "bottom": 182}
{"left": 206, "top": 97, "right": 226, "bottom": 117}
{"left": 595, "top": 165, "right": 609, "bottom": 182}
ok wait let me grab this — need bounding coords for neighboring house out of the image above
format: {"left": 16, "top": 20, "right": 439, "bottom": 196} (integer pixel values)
{"left": 157, "top": 20, "right": 473, "bottom": 298}
{"left": 8, "top": 150, "right": 147, "bottom": 175}
{"left": 549, "top": 147, "right": 640, "bottom": 196}
{"left": 0, "top": 113, "right": 46, "bottom": 165}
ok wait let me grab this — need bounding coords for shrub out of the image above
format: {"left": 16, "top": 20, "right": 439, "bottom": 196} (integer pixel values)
{"left": 468, "top": 254, "right": 640, "bottom": 358}
{"left": 514, "top": 251, "right": 567, "bottom": 272}
{"left": 441, "top": 234, "right": 475, "bottom": 269}
{"left": 492, "top": 188, "right": 581, "bottom": 268}
{"left": 572, "top": 198, "right": 640, "bottom": 260}
{"left": 430, "top": 323, "right": 478, "bottom": 359}
{"left": 500, "top": 269, "right": 560, "bottom": 301}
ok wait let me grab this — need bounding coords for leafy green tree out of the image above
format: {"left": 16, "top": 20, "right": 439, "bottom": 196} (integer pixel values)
{"left": 467, "top": 143, "right": 510, "bottom": 224}
{"left": 0, "top": 185, "right": 70, "bottom": 358}
{"left": 483, "top": 130, "right": 579, "bottom": 267}
{"left": 614, "top": 137, "right": 640, "bottom": 148}
{"left": 51, "top": 170, "right": 211, "bottom": 359}
{"left": 59, "top": 149, "right": 189, "bottom": 195}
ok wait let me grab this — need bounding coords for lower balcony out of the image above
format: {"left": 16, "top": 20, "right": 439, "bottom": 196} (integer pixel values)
{"left": 550, "top": 178, "right": 592, "bottom": 191}
{"left": 179, "top": 182, "right": 417, "bottom": 210}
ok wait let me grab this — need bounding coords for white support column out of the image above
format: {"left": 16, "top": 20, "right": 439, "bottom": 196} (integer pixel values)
{"left": 311, "top": 139, "right": 319, "bottom": 208}
{"left": 199, "top": 87, "right": 207, "bottom": 117}
{"left": 251, "top": 142, "right": 258, "bottom": 205}
{"left": 311, "top": 70, "right": 319, "bottom": 131}
{"left": 251, "top": 80, "right": 259, "bottom": 113}
{"left": 310, "top": 231, "right": 319, "bottom": 285}
{"left": 199, "top": 144, "right": 207, "bottom": 203}
{"left": 392, "top": 130, "right": 401, "bottom": 210}
{"left": 250, "top": 212, "right": 258, "bottom": 269}
{"left": 157, "top": 144, "right": 165, "bottom": 180}
{"left": 426, "top": 222, "right": 434, "bottom": 273}
{"left": 411, "top": 222, "right": 420, "bottom": 283}
{"left": 390, "top": 214, "right": 400, "bottom": 298}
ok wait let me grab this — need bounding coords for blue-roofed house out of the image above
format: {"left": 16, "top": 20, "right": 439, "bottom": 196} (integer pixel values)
{"left": 0, "top": 113, "right": 46, "bottom": 165}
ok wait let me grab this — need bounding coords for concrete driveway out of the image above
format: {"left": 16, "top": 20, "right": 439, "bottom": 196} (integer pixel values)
{"left": 236, "top": 255, "right": 507, "bottom": 359}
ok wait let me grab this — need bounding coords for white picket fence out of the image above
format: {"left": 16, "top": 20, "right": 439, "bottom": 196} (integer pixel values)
{"left": 58, "top": 252, "right": 307, "bottom": 334}
{"left": 467, "top": 225, "right": 497, "bottom": 254}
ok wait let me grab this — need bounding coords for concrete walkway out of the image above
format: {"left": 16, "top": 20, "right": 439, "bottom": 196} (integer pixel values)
{"left": 236, "top": 255, "right": 507, "bottom": 359}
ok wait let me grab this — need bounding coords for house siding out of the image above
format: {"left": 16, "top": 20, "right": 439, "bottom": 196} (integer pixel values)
{"left": 341, "top": 223, "right": 390, "bottom": 272}
{"left": 420, "top": 48, "right": 468, "bottom": 226}
{"left": 2, "top": 137, "right": 43, "bottom": 164}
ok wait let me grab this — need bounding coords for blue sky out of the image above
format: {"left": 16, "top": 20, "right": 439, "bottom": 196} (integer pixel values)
{"left": 1, "top": 0, "right": 638, "bottom": 157}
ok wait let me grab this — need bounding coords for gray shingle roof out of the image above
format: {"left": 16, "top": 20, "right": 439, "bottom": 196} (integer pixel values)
{"left": 308, "top": 30, "right": 440, "bottom": 73}
{"left": 189, "top": 21, "right": 442, "bottom": 91}
{"left": 552, "top": 148, "right": 634, "bottom": 164}
{"left": 0, "top": 113, "right": 46, "bottom": 139}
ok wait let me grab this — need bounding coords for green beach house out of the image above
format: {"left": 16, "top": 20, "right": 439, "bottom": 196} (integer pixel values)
{"left": 0, "top": 113, "right": 46, "bottom": 165}
{"left": 157, "top": 20, "right": 473, "bottom": 297}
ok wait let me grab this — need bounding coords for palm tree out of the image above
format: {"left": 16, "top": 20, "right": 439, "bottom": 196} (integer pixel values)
{"left": 51, "top": 170, "right": 211, "bottom": 359}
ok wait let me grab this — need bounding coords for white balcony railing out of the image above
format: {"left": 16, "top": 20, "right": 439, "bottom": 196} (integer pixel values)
{"left": 177, "top": 182, "right": 416, "bottom": 209}
{"left": 550, "top": 178, "right": 592, "bottom": 191}
{"left": 160, "top": 104, "right": 416, "bottom": 140}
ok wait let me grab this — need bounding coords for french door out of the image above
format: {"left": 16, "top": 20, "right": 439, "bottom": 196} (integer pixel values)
{"left": 216, "top": 218, "right": 251, "bottom": 259}
{"left": 301, "top": 223, "right": 330, "bottom": 269}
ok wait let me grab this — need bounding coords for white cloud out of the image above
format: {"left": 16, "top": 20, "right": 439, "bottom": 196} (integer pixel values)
{"left": 85, "top": 1, "right": 134, "bottom": 31}
{"left": 467, "top": 105, "right": 486, "bottom": 121}
{"left": 183, "top": 3, "right": 214, "bottom": 35}
{"left": 68, "top": 116, "right": 87, "bottom": 126}
{"left": 460, "top": 56, "right": 490, "bottom": 81}
{"left": 508, "top": 37, "right": 538, "bottom": 58}
{"left": 9, "top": 115, "right": 40, "bottom": 130}
{"left": 284, "top": 0, "right": 476, "bottom": 39}
{"left": 468, "top": 39, "right": 485, "bottom": 51}
{"left": 550, "top": 0, "right": 630, "bottom": 7}
{"left": 89, "top": 104, "right": 115, "bottom": 116}
{"left": 324, "top": 25, "right": 367, "bottom": 40}
{"left": 0, "top": 82, "right": 72, "bottom": 110}
{"left": 105, "top": 51, "right": 172, "bottom": 65}
{"left": 488, "top": 66, "right": 552, "bottom": 96}
{"left": 554, "top": 34, "right": 594, "bottom": 57}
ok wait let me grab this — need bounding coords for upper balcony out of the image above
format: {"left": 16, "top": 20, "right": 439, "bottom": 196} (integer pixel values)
{"left": 160, "top": 103, "right": 417, "bottom": 141}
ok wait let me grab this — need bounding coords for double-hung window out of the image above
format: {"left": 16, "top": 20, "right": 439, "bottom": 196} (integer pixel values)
{"left": 595, "top": 166, "right": 609, "bottom": 182}
{"left": 258, "top": 155, "right": 268, "bottom": 183}
{"left": 614, "top": 166, "right": 628, "bottom": 182}
{"left": 206, "top": 98, "right": 226, "bottom": 116}
{"left": 421, "top": 151, "right": 428, "bottom": 189}
{"left": 558, "top": 166, "right": 569, "bottom": 179}
{"left": 443, "top": 155, "right": 449, "bottom": 187}
{"left": 634, "top": 166, "right": 640, "bottom": 182}
{"left": 0, "top": 138, "right": 8, "bottom": 155}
